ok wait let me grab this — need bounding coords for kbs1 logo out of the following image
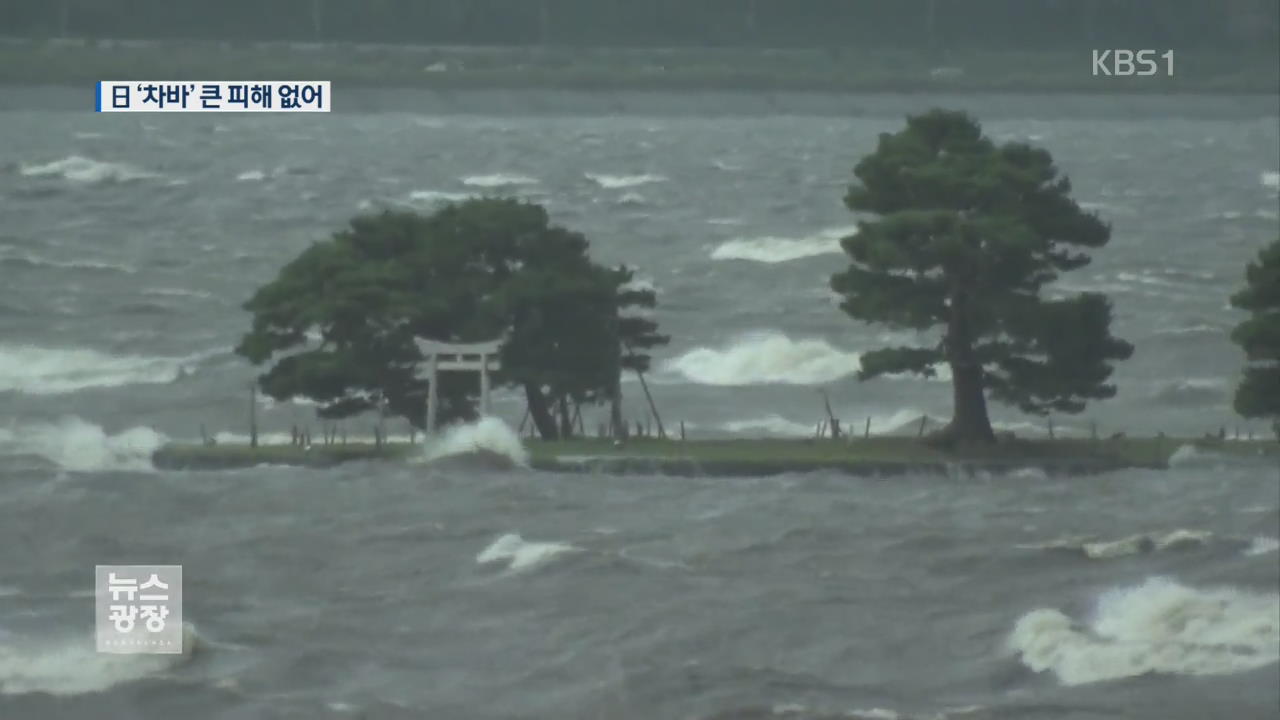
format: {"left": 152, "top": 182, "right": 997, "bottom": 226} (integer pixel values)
{"left": 1092, "top": 50, "right": 1174, "bottom": 77}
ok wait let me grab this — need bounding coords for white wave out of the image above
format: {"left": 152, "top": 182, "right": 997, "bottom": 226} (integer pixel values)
{"left": 423, "top": 417, "right": 529, "bottom": 467}
{"left": 460, "top": 173, "right": 538, "bottom": 188}
{"left": 616, "top": 191, "right": 648, "bottom": 206}
{"left": 707, "top": 217, "right": 743, "bottom": 226}
{"left": 235, "top": 169, "right": 267, "bottom": 182}
{"left": 1245, "top": 537, "right": 1279, "bottom": 556}
{"left": 0, "top": 624, "right": 195, "bottom": 696}
{"left": 141, "top": 287, "right": 214, "bottom": 300}
{"left": 1262, "top": 170, "right": 1279, "bottom": 190}
{"left": 0, "top": 343, "right": 203, "bottom": 395}
{"left": 1168, "top": 444, "right": 1243, "bottom": 468}
{"left": 712, "top": 159, "right": 743, "bottom": 171}
{"left": 710, "top": 226, "right": 856, "bottom": 263}
{"left": 1018, "top": 529, "right": 1214, "bottom": 559}
{"left": 585, "top": 172, "right": 666, "bottom": 189}
{"left": 1009, "top": 577, "right": 1279, "bottom": 686}
{"left": 666, "top": 332, "right": 861, "bottom": 386}
{"left": 406, "top": 189, "right": 475, "bottom": 204}
{"left": 20, "top": 155, "right": 156, "bottom": 184}
{"left": 1153, "top": 324, "right": 1222, "bottom": 337}
{"left": 720, "top": 414, "right": 816, "bottom": 437}
{"left": 0, "top": 246, "right": 136, "bottom": 274}
{"left": 476, "top": 533, "right": 577, "bottom": 572}
{"left": 0, "top": 417, "right": 165, "bottom": 472}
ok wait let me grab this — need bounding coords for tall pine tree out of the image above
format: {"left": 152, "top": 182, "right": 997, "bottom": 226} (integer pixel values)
{"left": 1229, "top": 238, "right": 1280, "bottom": 433}
{"left": 831, "top": 109, "right": 1132, "bottom": 445}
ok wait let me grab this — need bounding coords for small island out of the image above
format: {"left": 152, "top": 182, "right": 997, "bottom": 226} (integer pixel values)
{"left": 153, "top": 111, "right": 1279, "bottom": 477}
{"left": 151, "top": 435, "right": 1278, "bottom": 477}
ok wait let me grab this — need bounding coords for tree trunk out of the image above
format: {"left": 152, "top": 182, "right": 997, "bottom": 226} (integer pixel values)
{"left": 523, "top": 383, "right": 559, "bottom": 439}
{"left": 609, "top": 379, "right": 626, "bottom": 439}
{"left": 557, "top": 394, "right": 573, "bottom": 438}
{"left": 939, "top": 291, "right": 996, "bottom": 445}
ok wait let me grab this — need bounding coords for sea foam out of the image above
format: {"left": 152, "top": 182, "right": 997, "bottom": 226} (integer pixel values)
{"left": 20, "top": 155, "right": 157, "bottom": 184}
{"left": 666, "top": 331, "right": 862, "bottom": 386}
{"left": 709, "top": 226, "right": 856, "bottom": 263}
{"left": 476, "top": 533, "right": 578, "bottom": 572}
{"left": 0, "top": 417, "right": 165, "bottom": 472}
{"left": 423, "top": 417, "right": 529, "bottom": 467}
{"left": 460, "top": 173, "right": 538, "bottom": 188}
{"left": 0, "top": 343, "right": 205, "bottom": 395}
{"left": 1009, "top": 577, "right": 1279, "bottom": 686}
{"left": 0, "top": 624, "right": 196, "bottom": 696}
{"left": 585, "top": 172, "right": 666, "bottom": 189}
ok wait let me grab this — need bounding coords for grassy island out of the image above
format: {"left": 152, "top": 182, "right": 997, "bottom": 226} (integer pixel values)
{"left": 151, "top": 436, "right": 1279, "bottom": 477}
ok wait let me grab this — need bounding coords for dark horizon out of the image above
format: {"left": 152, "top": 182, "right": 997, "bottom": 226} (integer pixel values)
{"left": 2, "top": 0, "right": 1278, "bottom": 55}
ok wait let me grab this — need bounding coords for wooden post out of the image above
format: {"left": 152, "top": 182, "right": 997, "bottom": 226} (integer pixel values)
{"left": 1048, "top": 417, "right": 1055, "bottom": 439}
{"left": 479, "top": 355, "right": 491, "bottom": 416}
{"left": 680, "top": 421, "right": 686, "bottom": 441}
{"left": 1090, "top": 420, "right": 1098, "bottom": 441}
{"left": 249, "top": 383, "right": 258, "bottom": 448}
{"left": 864, "top": 417, "right": 871, "bottom": 439}
{"left": 425, "top": 353, "right": 439, "bottom": 436}
{"left": 630, "top": 369, "right": 666, "bottom": 438}
{"left": 917, "top": 416, "right": 927, "bottom": 438}
{"left": 820, "top": 389, "right": 841, "bottom": 439}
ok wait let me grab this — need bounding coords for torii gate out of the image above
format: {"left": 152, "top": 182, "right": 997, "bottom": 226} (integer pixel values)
{"left": 413, "top": 337, "right": 503, "bottom": 435}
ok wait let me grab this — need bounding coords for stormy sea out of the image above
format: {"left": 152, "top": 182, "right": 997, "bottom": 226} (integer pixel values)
{"left": 1, "top": 89, "right": 1278, "bottom": 719}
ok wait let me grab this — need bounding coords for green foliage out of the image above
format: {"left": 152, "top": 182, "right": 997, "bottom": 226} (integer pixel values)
{"left": 831, "top": 109, "right": 1132, "bottom": 433}
{"left": 236, "top": 198, "right": 666, "bottom": 430}
{"left": 1230, "top": 238, "right": 1280, "bottom": 420}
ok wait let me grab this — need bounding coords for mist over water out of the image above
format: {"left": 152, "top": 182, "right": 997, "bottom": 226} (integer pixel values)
{"left": 1, "top": 90, "right": 1278, "bottom": 718}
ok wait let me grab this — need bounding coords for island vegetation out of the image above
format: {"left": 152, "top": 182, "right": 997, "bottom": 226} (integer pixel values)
{"left": 1230, "top": 237, "right": 1280, "bottom": 435}
{"left": 159, "top": 109, "right": 1277, "bottom": 475}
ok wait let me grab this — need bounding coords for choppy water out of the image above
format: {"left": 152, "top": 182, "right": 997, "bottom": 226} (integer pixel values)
{"left": 1, "top": 90, "right": 1278, "bottom": 718}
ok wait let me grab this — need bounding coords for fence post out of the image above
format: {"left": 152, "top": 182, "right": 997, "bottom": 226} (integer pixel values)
{"left": 680, "top": 421, "right": 686, "bottom": 441}
{"left": 248, "top": 383, "right": 258, "bottom": 448}
{"left": 864, "top": 417, "right": 871, "bottom": 439}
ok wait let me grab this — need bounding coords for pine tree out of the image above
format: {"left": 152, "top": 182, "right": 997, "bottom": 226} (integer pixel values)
{"left": 831, "top": 109, "right": 1133, "bottom": 445}
{"left": 1229, "top": 238, "right": 1280, "bottom": 432}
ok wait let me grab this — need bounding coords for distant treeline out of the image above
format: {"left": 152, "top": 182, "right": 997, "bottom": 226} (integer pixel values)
{"left": 4, "top": 0, "right": 1278, "bottom": 52}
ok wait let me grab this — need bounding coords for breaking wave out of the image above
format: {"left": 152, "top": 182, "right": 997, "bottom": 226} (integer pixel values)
{"left": 476, "top": 533, "right": 577, "bottom": 572}
{"left": 710, "top": 226, "right": 856, "bottom": 263}
{"left": 1262, "top": 170, "right": 1279, "bottom": 190}
{"left": 0, "top": 623, "right": 196, "bottom": 696}
{"left": 19, "top": 155, "right": 157, "bottom": 184}
{"left": 460, "top": 173, "right": 538, "bottom": 188}
{"left": 1017, "top": 529, "right": 1214, "bottom": 559}
{"left": 0, "top": 417, "right": 165, "bottom": 472}
{"left": 585, "top": 172, "right": 666, "bottom": 189}
{"left": 1245, "top": 536, "right": 1279, "bottom": 556}
{"left": 405, "top": 189, "right": 475, "bottom": 205}
{"left": 717, "top": 408, "right": 934, "bottom": 437}
{"left": 423, "top": 417, "right": 529, "bottom": 467}
{"left": 667, "top": 332, "right": 862, "bottom": 386}
{"left": 0, "top": 343, "right": 209, "bottom": 395}
{"left": 1009, "top": 577, "right": 1279, "bottom": 686}
{"left": 0, "top": 248, "right": 136, "bottom": 274}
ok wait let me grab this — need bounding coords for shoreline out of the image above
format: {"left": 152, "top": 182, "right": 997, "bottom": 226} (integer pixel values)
{"left": 151, "top": 436, "right": 1277, "bottom": 477}
{"left": 2, "top": 40, "right": 1276, "bottom": 96}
